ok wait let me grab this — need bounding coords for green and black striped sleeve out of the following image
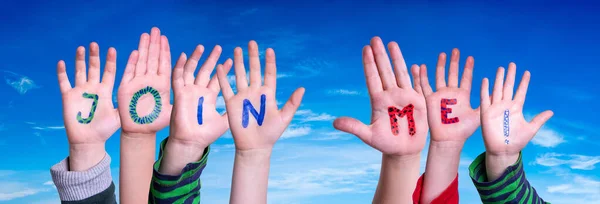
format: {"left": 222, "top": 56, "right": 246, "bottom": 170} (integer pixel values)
{"left": 469, "top": 152, "right": 549, "bottom": 204}
{"left": 149, "top": 137, "right": 210, "bottom": 204}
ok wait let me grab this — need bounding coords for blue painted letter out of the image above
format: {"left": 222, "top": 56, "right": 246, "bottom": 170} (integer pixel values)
{"left": 242, "top": 94, "right": 266, "bottom": 128}
{"left": 197, "top": 96, "right": 204, "bottom": 125}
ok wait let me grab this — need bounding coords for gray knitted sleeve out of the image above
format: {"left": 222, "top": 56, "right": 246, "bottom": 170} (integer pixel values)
{"left": 50, "top": 153, "right": 113, "bottom": 201}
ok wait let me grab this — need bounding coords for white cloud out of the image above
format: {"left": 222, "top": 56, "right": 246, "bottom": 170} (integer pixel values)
{"left": 3, "top": 70, "right": 39, "bottom": 94}
{"left": 281, "top": 126, "right": 312, "bottom": 139}
{"left": 0, "top": 188, "right": 44, "bottom": 201}
{"left": 327, "top": 89, "right": 363, "bottom": 96}
{"left": 531, "top": 127, "right": 565, "bottom": 147}
{"left": 547, "top": 175, "right": 600, "bottom": 194}
{"left": 535, "top": 153, "right": 600, "bottom": 170}
{"left": 295, "top": 109, "right": 335, "bottom": 122}
{"left": 310, "top": 131, "right": 353, "bottom": 141}
{"left": 32, "top": 126, "right": 65, "bottom": 130}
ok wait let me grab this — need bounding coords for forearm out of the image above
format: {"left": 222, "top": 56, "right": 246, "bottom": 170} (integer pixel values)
{"left": 421, "top": 140, "right": 463, "bottom": 204}
{"left": 373, "top": 153, "right": 421, "bottom": 204}
{"left": 69, "top": 143, "right": 106, "bottom": 171}
{"left": 119, "top": 132, "right": 156, "bottom": 204}
{"left": 485, "top": 153, "right": 519, "bottom": 181}
{"left": 229, "top": 148, "right": 272, "bottom": 204}
{"left": 159, "top": 138, "right": 206, "bottom": 175}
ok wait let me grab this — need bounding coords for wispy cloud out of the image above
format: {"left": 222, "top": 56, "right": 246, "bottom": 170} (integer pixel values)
{"left": 32, "top": 126, "right": 64, "bottom": 130}
{"left": 310, "top": 131, "right": 353, "bottom": 141}
{"left": 547, "top": 175, "right": 600, "bottom": 194}
{"left": 327, "top": 89, "right": 363, "bottom": 96}
{"left": 281, "top": 125, "right": 312, "bottom": 139}
{"left": 295, "top": 109, "right": 335, "bottom": 122}
{"left": 2, "top": 70, "right": 39, "bottom": 94}
{"left": 531, "top": 127, "right": 565, "bottom": 147}
{"left": 535, "top": 153, "right": 600, "bottom": 170}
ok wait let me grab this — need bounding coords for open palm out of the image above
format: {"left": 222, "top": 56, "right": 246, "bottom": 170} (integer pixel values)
{"left": 420, "top": 49, "right": 480, "bottom": 142}
{"left": 57, "top": 43, "right": 120, "bottom": 144}
{"left": 117, "top": 27, "right": 173, "bottom": 134}
{"left": 169, "top": 44, "right": 232, "bottom": 147}
{"left": 334, "top": 37, "right": 427, "bottom": 156}
{"left": 216, "top": 41, "right": 305, "bottom": 151}
{"left": 480, "top": 63, "right": 553, "bottom": 156}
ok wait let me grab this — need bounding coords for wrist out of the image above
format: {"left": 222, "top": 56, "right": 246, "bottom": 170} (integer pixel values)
{"left": 121, "top": 132, "right": 156, "bottom": 140}
{"left": 485, "top": 152, "right": 519, "bottom": 181}
{"left": 428, "top": 140, "right": 465, "bottom": 156}
{"left": 235, "top": 148, "right": 272, "bottom": 162}
{"left": 165, "top": 138, "right": 207, "bottom": 163}
{"left": 382, "top": 153, "right": 420, "bottom": 164}
{"left": 68, "top": 143, "right": 106, "bottom": 171}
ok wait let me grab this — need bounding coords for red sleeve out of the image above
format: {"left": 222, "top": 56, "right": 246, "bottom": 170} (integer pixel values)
{"left": 412, "top": 173, "right": 459, "bottom": 204}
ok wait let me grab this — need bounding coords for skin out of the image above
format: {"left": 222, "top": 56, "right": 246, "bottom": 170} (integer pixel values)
{"left": 480, "top": 64, "right": 553, "bottom": 181}
{"left": 159, "top": 44, "right": 233, "bottom": 175}
{"left": 57, "top": 42, "right": 120, "bottom": 171}
{"left": 419, "top": 49, "right": 480, "bottom": 203}
{"left": 117, "top": 27, "right": 173, "bottom": 204}
{"left": 216, "top": 41, "right": 305, "bottom": 204}
{"left": 333, "top": 37, "right": 428, "bottom": 204}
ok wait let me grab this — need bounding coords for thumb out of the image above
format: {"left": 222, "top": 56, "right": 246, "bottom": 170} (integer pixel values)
{"left": 333, "top": 117, "right": 371, "bottom": 143}
{"left": 280, "top": 87, "right": 305, "bottom": 123}
{"left": 528, "top": 110, "right": 554, "bottom": 134}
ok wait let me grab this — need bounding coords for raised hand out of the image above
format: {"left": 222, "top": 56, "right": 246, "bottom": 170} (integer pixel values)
{"left": 333, "top": 37, "right": 428, "bottom": 156}
{"left": 57, "top": 42, "right": 120, "bottom": 171}
{"left": 480, "top": 63, "right": 553, "bottom": 180}
{"left": 117, "top": 27, "right": 173, "bottom": 203}
{"left": 216, "top": 41, "right": 305, "bottom": 151}
{"left": 117, "top": 27, "right": 172, "bottom": 135}
{"left": 418, "top": 49, "right": 480, "bottom": 203}
{"left": 218, "top": 41, "right": 304, "bottom": 204}
{"left": 420, "top": 49, "right": 479, "bottom": 142}
{"left": 333, "top": 37, "right": 426, "bottom": 204}
{"left": 158, "top": 44, "right": 233, "bottom": 175}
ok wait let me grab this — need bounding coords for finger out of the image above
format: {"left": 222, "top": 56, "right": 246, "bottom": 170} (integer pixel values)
{"left": 480, "top": 78, "right": 490, "bottom": 110}
{"left": 435, "top": 52, "right": 447, "bottom": 89}
{"left": 195, "top": 45, "right": 222, "bottom": 86}
{"left": 333, "top": 117, "right": 372, "bottom": 144}
{"left": 88, "top": 42, "right": 101, "bottom": 84}
{"left": 158, "top": 35, "right": 172, "bottom": 77}
{"left": 387, "top": 42, "right": 411, "bottom": 88}
{"left": 146, "top": 27, "right": 161, "bottom": 75}
{"left": 134, "top": 33, "right": 150, "bottom": 77}
{"left": 362, "top": 45, "right": 383, "bottom": 94}
{"left": 264, "top": 48, "right": 277, "bottom": 89}
{"left": 121, "top": 50, "right": 139, "bottom": 85}
{"left": 419, "top": 64, "right": 433, "bottom": 96}
{"left": 460, "top": 56, "right": 475, "bottom": 91}
{"left": 184, "top": 45, "right": 204, "bottom": 85}
{"left": 248, "top": 41, "right": 262, "bottom": 87}
{"left": 233, "top": 47, "right": 249, "bottom": 90}
{"left": 492, "top": 67, "right": 505, "bottom": 104}
{"left": 503, "top": 62, "right": 517, "bottom": 100}
{"left": 280, "top": 87, "right": 305, "bottom": 124}
{"left": 216, "top": 64, "right": 234, "bottom": 100}
{"left": 172, "top": 53, "right": 187, "bottom": 89}
{"left": 514, "top": 71, "right": 531, "bottom": 105}
{"left": 101, "top": 47, "right": 117, "bottom": 91}
{"left": 447, "top": 48, "right": 460, "bottom": 87}
{"left": 529, "top": 110, "right": 554, "bottom": 135}
{"left": 370, "top": 37, "right": 397, "bottom": 89}
{"left": 410, "top": 64, "right": 422, "bottom": 94}
{"left": 209, "top": 58, "right": 232, "bottom": 92}
{"left": 57, "top": 60, "right": 72, "bottom": 93}
{"left": 75, "top": 46, "right": 87, "bottom": 87}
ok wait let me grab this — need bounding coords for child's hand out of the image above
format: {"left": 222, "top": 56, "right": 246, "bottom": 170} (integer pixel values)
{"left": 481, "top": 63, "right": 553, "bottom": 180}
{"left": 117, "top": 27, "right": 173, "bottom": 136}
{"left": 216, "top": 41, "right": 304, "bottom": 151}
{"left": 334, "top": 37, "right": 428, "bottom": 156}
{"left": 57, "top": 42, "right": 120, "bottom": 170}
{"left": 420, "top": 49, "right": 480, "bottom": 144}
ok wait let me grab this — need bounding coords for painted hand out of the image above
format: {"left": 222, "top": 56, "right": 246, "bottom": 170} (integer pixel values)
{"left": 216, "top": 41, "right": 305, "bottom": 151}
{"left": 117, "top": 27, "right": 173, "bottom": 135}
{"left": 333, "top": 37, "right": 428, "bottom": 156}
{"left": 169, "top": 45, "right": 232, "bottom": 149}
{"left": 57, "top": 42, "right": 120, "bottom": 145}
{"left": 480, "top": 63, "right": 553, "bottom": 156}
{"left": 420, "top": 49, "right": 480, "bottom": 143}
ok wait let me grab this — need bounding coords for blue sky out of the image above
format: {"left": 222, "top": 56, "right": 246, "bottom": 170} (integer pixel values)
{"left": 1, "top": 0, "right": 599, "bottom": 203}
